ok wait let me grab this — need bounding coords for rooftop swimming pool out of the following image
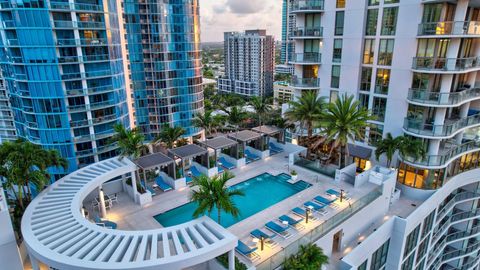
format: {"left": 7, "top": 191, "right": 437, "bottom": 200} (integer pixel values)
{"left": 154, "top": 173, "right": 312, "bottom": 227}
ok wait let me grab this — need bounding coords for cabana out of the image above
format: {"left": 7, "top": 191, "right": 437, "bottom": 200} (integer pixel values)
{"left": 198, "top": 136, "right": 240, "bottom": 171}
{"left": 168, "top": 144, "right": 212, "bottom": 183}
{"left": 134, "top": 152, "right": 181, "bottom": 191}
{"left": 347, "top": 143, "right": 373, "bottom": 172}
{"left": 228, "top": 130, "right": 269, "bottom": 163}
{"left": 252, "top": 125, "right": 285, "bottom": 155}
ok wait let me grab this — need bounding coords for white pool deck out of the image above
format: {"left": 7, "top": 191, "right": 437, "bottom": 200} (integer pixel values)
{"left": 83, "top": 152, "right": 382, "bottom": 268}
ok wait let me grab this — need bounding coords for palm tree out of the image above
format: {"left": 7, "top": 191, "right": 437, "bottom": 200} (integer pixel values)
{"left": 398, "top": 136, "right": 427, "bottom": 162}
{"left": 318, "top": 94, "right": 374, "bottom": 168}
{"left": 154, "top": 125, "right": 185, "bottom": 149}
{"left": 284, "top": 91, "right": 325, "bottom": 139}
{"left": 249, "top": 96, "right": 272, "bottom": 126}
{"left": 193, "top": 110, "right": 217, "bottom": 137}
{"left": 227, "top": 106, "right": 247, "bottom": 132}
{"left": 283, "top": 243, "right": 328, "bottom": 270}
{"left": 375, "top": 133, "right": 403, "bottom": 167}
{"left": 111, "top": 124, "right": 148, "bottom": 160}
{"left": 0, "top": 139, "right": 68, "bottom": 208}
{"left": 190, "top": 171, "right": 244, "bottom": 224}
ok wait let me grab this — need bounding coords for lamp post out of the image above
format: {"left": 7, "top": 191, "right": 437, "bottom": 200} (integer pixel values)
{"left": 260, "top": 236, "right": 265, "bottom": 251}
{"left": 305, "top": 205, "right": 313, "bottom": 224}
{"left": 340, "top": 189, "right": 344, "bottom": 202}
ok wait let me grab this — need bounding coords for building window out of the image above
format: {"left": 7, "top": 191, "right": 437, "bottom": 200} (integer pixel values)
{"left": 381, "top": 7, "right": 398, "bottom": 35}
{"left": 368, "top": 0, "right": 380, "bottom": 5}
{"left": 385, "top": 0, "right": 400, "bottom": 4}
{"left": 331, "top": 65, "right": 341, "bottom": 88}
{"left": 366, "top": 9, "right": 379, "bottom": 36}
{"left": 416, "top": 235, "right": 430, "bottom": 261}
{"left": 363, "top": 39, "right": 375, "bottom": 64}
{"left": 336, "top": 0, "right": 346, "bottom": 8}
{"left": 359, "top": 93, "right": 370, "bottom": 109}
{"left": 416, "top": 258, "right": 425, "bottom": 270}
{"left": 360, "top": 67, "right": 373, "bottom": 91}
{"left": 404, "top": 225, "right": 420, "bottom": 257}
{"left": 401, "top": 253, "right": 414, "bottom": 270}
{"left": 378, "top": 39, "right": 394, "bottom": 66}
{"left": 369, "top": 124, "right": 383, "bottom": 145}
{"left": 335, "top": 11, "right": 345, "bottom": 35}
{"left": 333, "top": 39, "right": 343, "bottom": 63}
{"left": 330, "top": 90, "right": 339, "bottom": 103}
{"left": 375, "top": 68, "right": 390, "bottom": 94}
{"left": 359, "top": 260, "right": 368, "bottom": 270}
{"left": 370, "top": 239, "right": 389, "bottom": 270}
{"left": 421, "top": 211, "right": 435, "bottom": 237}
{"left": 372, "top": 97, "right": 387, "bottom": 122}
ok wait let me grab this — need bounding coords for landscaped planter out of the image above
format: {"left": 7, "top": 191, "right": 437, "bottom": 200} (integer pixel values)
{"left": 136, "top": 191, "right": 152, "bottom": 206}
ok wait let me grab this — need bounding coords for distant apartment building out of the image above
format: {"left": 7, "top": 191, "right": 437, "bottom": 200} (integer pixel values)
{"left": 281, "top": 0, "right": 296, "bottom": 65}
{"left": 0, "top": 71, "right": 16, "bottom": 143}
{"left": 218, "top": 30, "right": 275, "bottom": 97}
{"left": 274, "top": 81, "right": 294, "bottom": 105}
{"left": 275, "top": 64, "right": 294, "bottom": 75}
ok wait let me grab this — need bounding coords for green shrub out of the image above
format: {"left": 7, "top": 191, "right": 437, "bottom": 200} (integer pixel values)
{"left": 283, "top": 243, "right": 328, "bottom": 270}
{"left": 216, "top": 253, "right": 247, "bottom": 270}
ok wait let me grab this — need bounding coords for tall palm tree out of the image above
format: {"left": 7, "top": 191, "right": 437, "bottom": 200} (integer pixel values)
{"left": 318, "top": 94, "right": 374, "bottom": 168}
{"left": 190, "top": 171, "right": 244, "bottom": 224}
{"left": 398, "top": 136, "right": 427, "bottom": 162}
{"left": 284, "top": 91, "right": 325, "bottom": 139}
{"left": 249, "top": 96, "right": 272, "bottom": 126}
{"left": 193, "top": 110, "right": 217, "bottom": 137}
{"left": 227, "top": 106, "right": 247, "bottom": 132}
{"left": 375, "top": 133, "right": 403, "bottom": 167}
{"left": 283, "top": 243, "right": 328, "bottom": 270}
{"left": 111, "top": 124, "right": 148, "bottom": 160}
{"left": 154, "top": 125, "right": 185, "bottom": 149}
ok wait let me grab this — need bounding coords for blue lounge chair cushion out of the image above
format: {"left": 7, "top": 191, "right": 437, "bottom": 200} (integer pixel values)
{"left": 186, "top": 176, "right": 193, "bottom": 184}
{"left": 94, "top": 216, "right": 117, "bottom": 229}
{"left": 218, "top": 166, "right": 225, "bottom": 173}
{"left": 279, "top": 215, "right": 303, "bottom": 225}
{"left": 236, "top": 240, "right": 257, "bottom": 255}
{"left": 155, "top": 176, "right": 172, "bottom": 191}
{"left": 191, "top": 166, "right": 202, "bottom": 177}
{"left": 304, "top": 201, "right": 326, "bottom": 211}
{"left": 219, "top": 157, "right": 236, "bottom": 170}
{"left": 315, "top": 196, "right": 336, "bottom": 205}
{"left": 292, "top": 207, "right": 307, "bottom": 216}
{"left": 269, "top": 142, "right": 283, "bottom": 152}
{"left": 326, "top": 189, "right": 341, "bottom": 196}
{"left": 245, "top": 150, "right": 260, "bottom": 160}
{"left": 146, "top": 186, "right": 156, "bottom": 196}
{"left": 266, "top": 221, "right": 287, "bottom": 233}
{"left": 251, "top": 229, "right": 275, "bottom": 240}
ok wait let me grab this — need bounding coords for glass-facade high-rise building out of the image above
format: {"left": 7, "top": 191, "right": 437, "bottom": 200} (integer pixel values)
{"left": 0, "top": 0, "right": 130, "bottom": 175}
{"left": 123, "top": 0, "right": 203, "bottom": 140}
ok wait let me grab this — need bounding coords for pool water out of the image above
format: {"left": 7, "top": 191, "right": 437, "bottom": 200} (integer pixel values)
{"left": 154, "top": 173, "right": 311, "bottom": 228}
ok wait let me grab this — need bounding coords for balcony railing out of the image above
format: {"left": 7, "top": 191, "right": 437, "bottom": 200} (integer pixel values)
{"left": 291, "top": 27, "right": 323, "bottom": 38}
{"left": 403, "top": 114, "right": 480, "bottom": 138}
{"left": 407, "top": 88, "right": 480, "bottom": 106}
{"left": 289, "top": 52, "right": 322, "bottom": 64}
{"left": 290, "top": 0, "right": 324, "bottom": 13}
{"left": 400, "top": 140, "right": 480, "bottom": 167}
{"left": 412, "top": 56, "right": 480, "bottom": 72}
{"left": 418, "top": 21, "right": 480, "bottom": 36}
{"left": 290, "top": 76, "right": 320, "bottom": 88}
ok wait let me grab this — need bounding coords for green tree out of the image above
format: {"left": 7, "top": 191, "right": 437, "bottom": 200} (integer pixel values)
{"left": 374, "top": 133, "right": 403, "bottom": 167}
{"left": 284, "top": 91, "right": 325, "bottom": 139}
{"left": 154, "top": 125, "right": 185, "bottom": 149}
{"left": 193, "top": 110, "right": 219, "bottom": 137}
{"left": 227, "top": 106, "right": 247, "bottom": 132}
{"left": 111, "top": 124, "right": 149, "bottom": 160}
{"left": 318, "top": 94, "right": 374, "bottom": 168}
{"left": 283, "top": 243, "right": 329, "bottom": 270}
{"left": 249, "top": 96, "right": 272, "bottom": 126}
{"left": 398, "top": 136, "right": 427, "bottom": 162}
{"left": 190, "top": 171, "right": 244, "bottom": 224}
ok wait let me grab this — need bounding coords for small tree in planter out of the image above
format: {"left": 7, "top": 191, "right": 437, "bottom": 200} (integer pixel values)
{"left": 290, "top": 170, "right": 298, "bottom": 181}
{"left": 283, "top": 243, "right": 329, "bottom": 270}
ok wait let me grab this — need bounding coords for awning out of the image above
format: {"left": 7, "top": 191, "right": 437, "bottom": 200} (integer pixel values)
{"left": 228, "top": 130, "right": 262, "bottom": 143}
{"left": 134, "top": 152, "right": 174, "bottom": 170}
{"left": 199, "top": 136, "right": 238, "bottom": 150}
{"left": 347, "top": 143, "right": 372, "bottom": 160}
{"left": 252, "top": 125, "right": 282, "bottom": 136}
{"left": 168, "top": 144, "right": 208, "bottom": 160}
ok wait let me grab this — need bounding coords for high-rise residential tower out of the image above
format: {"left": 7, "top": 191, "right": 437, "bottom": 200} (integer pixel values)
{"left": 0, "top": 0, "right": 130, "bottom": 175}
{"left": 123, "top": 0, "right": 203, "bottom": 140}
{"left": 218, "top": 30, "right": 275, "bottom": 97}
{"left": 0, "top": 71, "right": 16, "bottom": 143}
{"left": 280, "top": 0, "right": 296, "bottom": 65}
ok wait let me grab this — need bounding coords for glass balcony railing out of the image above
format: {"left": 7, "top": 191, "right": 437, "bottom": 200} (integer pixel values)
{"left": 400, "top": 140, "right": 480, "bottom": 167}
{"left": 407, "top": 88, "right": 480, "bottom": 106}
{"left": 290, "top": 0, "right": 324, "bottom": 12}
{"left": 412, "top": 56, "right": 480, "bottom": 72}
{"left": 291, "top": 27, "right": 323, "bottom": 38}
{"left": 403, "top": 114, "right": 480, "bottom": 138}
{"left": 290, "top": 76, "right": 320, "bottom": 88}
{"left": 418, "top": 21, "right": 480, "bottom": 36}
{"left": 289, "top": 52, "right": 322, "bottom": 64}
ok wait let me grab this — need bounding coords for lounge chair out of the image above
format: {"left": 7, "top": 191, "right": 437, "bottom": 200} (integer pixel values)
{"left": 141, "top": 180, "right": 156, "bottom": 196}
{"left": 314, "top": 195, "right": 336, "bottom": 205}
{"left": 94, "top": 216, "right": 117, "bottom": 229}
{"left": 250, "top": 229, "right": 278, "bottom": 248}
{"left": 218, "top": 166, "right": 225, "bottom": 174}
{"left": 291, "top": 207, "right": 318, "bottom": 221}
{"left": 265, "top": 221, "right": 292, "bottom": 239}
{"left": 304, "top": 201, "right": 328, "bottom": 215}
{"left": 186, "top": 176, "right": 193, "bottom": 185}
{"left": 218, "top": 157, "right": 236, "bottom": 170}
{"left": 245, "top": 149, "right": 260, "bottom": 161}
{"left": 269, "top": 142, "right": 283, "bottom": 154}
{"left": 190, "top": 166, "right": 203, "bottom": 178}
{"left": 236, "top": 240, "right": 260, "bottom": 261}
{"left": 279, "top": 215, "right": 305, "bottom": 230}
{"left": 155, "top": 176, "right": 173, "bottom": 192}
{"left": 326, "top": 188, "right": 351, "bottom": 200}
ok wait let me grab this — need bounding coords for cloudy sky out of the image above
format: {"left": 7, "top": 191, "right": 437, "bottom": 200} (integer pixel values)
{"left": 200, "top": 0, "right": 282, "bottom": 43}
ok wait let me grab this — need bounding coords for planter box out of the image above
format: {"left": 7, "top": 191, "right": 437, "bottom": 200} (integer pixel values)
{"left": 136, "top": 191, "right": 152, "bottom": 206}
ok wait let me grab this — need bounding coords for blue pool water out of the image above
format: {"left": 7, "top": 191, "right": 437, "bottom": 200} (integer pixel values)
{"left": 154, "top": 173, "right": 311, "bottom": 228}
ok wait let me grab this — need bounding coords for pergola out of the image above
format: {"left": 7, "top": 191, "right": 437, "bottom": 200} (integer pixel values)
{"left": 228, "top": 130, "right": 264, "bottom": 153}
{"left": 198, "top": 136, "right": 239, "bottom": 163}
{"left": 252, "top": 125, "right": 285, "bottom": 143}
{"left": 168, "top": 144, "right": 210, "bottom": 176}
{"left": 347, "top": 143, "right": 373, "bottom": 171}
{"left": 134, "top": 152, "right": 176, "bottom": 183}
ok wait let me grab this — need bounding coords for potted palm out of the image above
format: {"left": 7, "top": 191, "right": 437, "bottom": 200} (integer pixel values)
{"left": 290, "top": 170, "right": 298, "bottom": 181}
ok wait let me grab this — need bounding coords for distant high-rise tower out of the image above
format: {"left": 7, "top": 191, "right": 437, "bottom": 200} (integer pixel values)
{"left": 0, "top": 71, "right": 16, "bottom": 143}
{"left": 0, "top": 0, "right": 130, "bottom": 175}
{"left": 122, "top": 0, "right": 203, "bottom": 140}
{"left": 280, "top": 0, "right": 295, "bottom": 65}
{"left": 218, "top": 30, "right": 275, "bottom": 97}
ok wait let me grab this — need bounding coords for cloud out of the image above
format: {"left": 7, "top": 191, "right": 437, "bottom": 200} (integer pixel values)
{"left": 225, "top": 0, "right": 266, "bottom": 14}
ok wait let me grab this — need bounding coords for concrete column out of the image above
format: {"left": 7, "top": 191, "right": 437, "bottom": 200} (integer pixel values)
{"left": 99, "top": 187, "right": 107, "bottom": 218}
{"left": 455, "top": 103, "right": 470, "bottom": 144}
{"left": 434, "top": 108, "right": 447, "bottom": 126}
{"left": 29, "top": 254, "right": 40, "bottom": 270}
{"left": 429, "top": 139, "right": 441, "bottom": 156}
{"left": 131, "top": 171, "right": 138, "bottom": 203}
{"left": 228, "top": 249, "right": 235, "bottom": 270}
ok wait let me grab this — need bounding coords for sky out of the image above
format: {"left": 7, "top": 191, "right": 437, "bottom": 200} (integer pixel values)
{"left": 200, "top": 0, "right": 282, "bottom": 43}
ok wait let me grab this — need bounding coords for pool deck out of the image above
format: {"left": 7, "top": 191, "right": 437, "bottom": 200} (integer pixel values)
{"left": 84, "top": 151, "right": 381, "bottom": 268}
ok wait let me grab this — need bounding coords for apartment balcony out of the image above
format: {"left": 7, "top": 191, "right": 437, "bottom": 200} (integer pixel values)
{"left": 290, "top": 27, "right": 323, "bottom": 39}
{"left": 290, "top": 0, "right": 324, "bottom": 14}
{"left": 49, "top": 1, "right": 104, "bottom": 12}
{"left": 430, "top": 240, "right": 480, "bottom": 270}
{"left": 403, "top": 114, "right": 480, "bottom": 139}
{"left": 412, "top": 56, "right": 480, "bottom": 73}
{"left": 290, "top": 76, "right": 320, "bottom": 89}
{"left": 400, "top": 140, "right": 480, "bottom": 168}
{"left": 407, "top": 88, "right": 480, "bottom": 107}
{"left": 418, "top": 21, "right": 480, "bottom": 37}
{"left": 429, "top": 226, "right": 480, "bottom": 264}
{"left": 288, "top": 52, "right": 322, "bottom": 65}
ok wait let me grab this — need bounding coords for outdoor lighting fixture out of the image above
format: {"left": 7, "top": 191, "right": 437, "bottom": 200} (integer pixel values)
{"left": 282, "top": 220, "right": 289, "bottom": 227}
{"left": 81, "top": 207, "right": 86, "bottom": 218}
{"left": 260, "top": 236, "right": 265, "bottom": 251}
{"left": 340, "top": 189, "right": 344, "bottom": 202}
